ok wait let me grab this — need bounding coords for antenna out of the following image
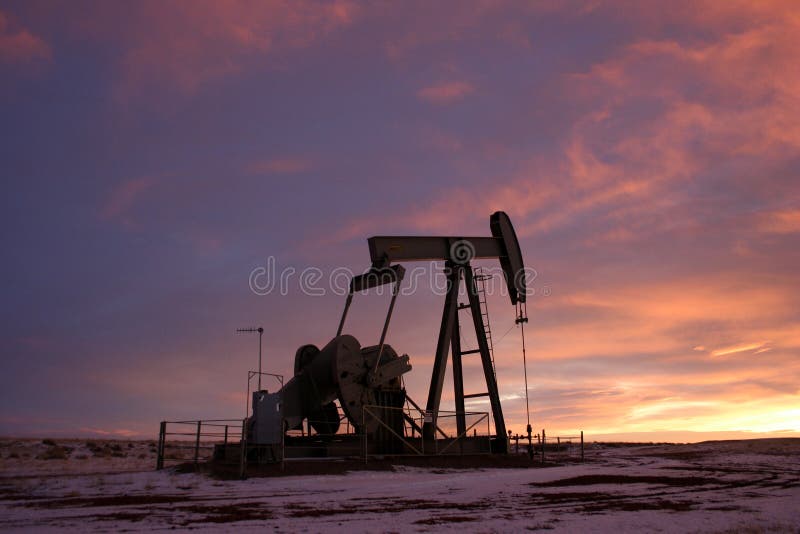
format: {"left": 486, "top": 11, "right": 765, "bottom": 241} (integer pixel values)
{"left": 237, "top": 326, "right": 264, "bottom": 391}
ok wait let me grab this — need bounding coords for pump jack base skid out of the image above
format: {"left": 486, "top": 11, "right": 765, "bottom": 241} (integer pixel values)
{"left": 207, "top": 446, "right": 553, "bottom": 480}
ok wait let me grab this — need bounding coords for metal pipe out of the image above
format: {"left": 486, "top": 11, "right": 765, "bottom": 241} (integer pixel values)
{"left": 336, "top": 292, "right": 353, "bottom": 337}
{"left": 237, "top": 328, "right": 265, "bottom": 391}
{"left": 257, "top": 327, "right": 263, "bottom": 391}
{"left": 373, "top": 280, "right": 401, "bottom": 374}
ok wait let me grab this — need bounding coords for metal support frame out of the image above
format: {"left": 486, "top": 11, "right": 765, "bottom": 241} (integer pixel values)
{"left": 373, "top": 277, "right": 402, "bottom": 374}
{"left": 406, "top": 394, "right": 447, "bottom": 439}
{"left": 451, "top": 320, "right": 466, "bottom": 437}
{"left": 435, "top": 413, "right": 489, "bottom": 455}
{"left": 363, "top": 405, "right": 424, "bottom": 457}
{"left": 423, "top": 261, "right": 460, "bottom": 439}
{"left": 422, "top": 261, "right": 508, "bottom": 452}
{"left": 362, "top": 405, "right": 491, "bottom": 461}
{"left": 342, "top": 212, "right": 525, "bottom": 454}
{"left": 464, "top": 266, "right": 507, "bottom": 450}
{"left": 337, "top": 265, "right": 405, "bottom": 338}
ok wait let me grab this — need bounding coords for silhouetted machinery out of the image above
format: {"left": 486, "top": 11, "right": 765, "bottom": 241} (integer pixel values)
{"left": 247, "top": 211, "right": 526, "bottom": 458}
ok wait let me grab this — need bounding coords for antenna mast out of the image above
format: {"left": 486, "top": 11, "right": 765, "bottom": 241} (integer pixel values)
{"left": 237, "top": 326, "right": 264, "bottom": 391}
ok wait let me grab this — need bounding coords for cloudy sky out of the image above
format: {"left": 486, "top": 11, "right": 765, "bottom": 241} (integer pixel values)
{"left": 2, "top": 1, "right": 798, "bottom": 441}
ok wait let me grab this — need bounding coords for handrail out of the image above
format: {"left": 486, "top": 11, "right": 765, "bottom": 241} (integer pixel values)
{"left": 156, "top": 418, "right": 246, "bottom": 471}
{"left": 363, "top": 405, "right": 424, "bottom": 456}
{"left": 436, "top": 413, "right": 489, "bottom": 455}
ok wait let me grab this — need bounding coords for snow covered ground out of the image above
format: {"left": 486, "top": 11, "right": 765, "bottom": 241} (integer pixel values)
{"left": 1, "top": 438, "right": 798, "bottom": 532}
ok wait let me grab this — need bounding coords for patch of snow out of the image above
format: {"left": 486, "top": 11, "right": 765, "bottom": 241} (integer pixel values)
{"left": 1, "top": 438, "right": 799, "bottom": 532}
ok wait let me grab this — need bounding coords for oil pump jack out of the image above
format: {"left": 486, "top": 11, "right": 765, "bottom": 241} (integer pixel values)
{"left": 246, "top": 211, "right": 526, "bottom": 456}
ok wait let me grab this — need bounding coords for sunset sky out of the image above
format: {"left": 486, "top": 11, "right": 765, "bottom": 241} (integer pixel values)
{"left": 2, "top": 1, "right": 798, "bottom": 442}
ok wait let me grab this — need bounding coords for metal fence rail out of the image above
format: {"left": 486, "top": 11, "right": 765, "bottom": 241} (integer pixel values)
{"left": 508, "top": 429, "right": 585, "bottom": 462}
{"left": 156, "top": 419, "right": 246, "bottom": 470}
{"left": 157, "top": 413, "right": 586, "bottom": 478}
{"left": 362, "top": 405, "right": 492, "bottom": 460}
{"left": 283, "top": 408, "right": 360, "bottom": 459}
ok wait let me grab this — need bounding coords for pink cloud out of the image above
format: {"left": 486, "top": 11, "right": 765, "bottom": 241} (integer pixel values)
{"left": 100, "top": 176, "right": 156, "bottom": 222}
{"left": 575, "top": 13, "right": 800, "bottom": 158}
{"left": 6, "top": 0, "right": 798, "bottom": 440}
{"left": 109, "top": 1, "right": 358, "bottom": 99}
{"left": 710, "top": 341, "right": 770, "bottom": 358}
{"left": 185, "top": 231, "right": 223, "bottom": 256}
{"left": 525, "top": 274, "right": 797, "bottom": 368}
{"left": 246, "top": 157, "right": 313, "bottom": 175}
{"left": 17, "top": 336, "right": 52, "bottom": 350}
{"left": 383, "top": 3, "right": 550, "bottom": 60}
{"left": 327, "top": 17, "right": 799, "bottom": 249}
{"left": 417, "top": 81, "right": 474, "bottom": 104}
{"left": 759, "top": 210, "right": 800, "bottom": 234}
{"left": 418, "top": 126, "right": 463, "bottom": 152}
{"left": 297, "top": 5, "right": 800, "bottom": 436}
{"left": 0, "top": 10, "right": 50, "bottom": 63}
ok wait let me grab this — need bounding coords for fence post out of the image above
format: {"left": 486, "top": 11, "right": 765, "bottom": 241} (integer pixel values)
{"left": 239, "top": 418, "right": 248, "bottom": 479}
{"left": 541, "top": 429, "right": 546, "bottom": 464}
{"left": 156, "top": 421, "right": 166, "bottom": 470}
{"left": 281, "top": 416, "right": 285, "bottom": 472}
{"left": 362, "top": 406, "right": 368, "bottom": 465}
{"left": 194, "top": 421, "right": 202, "bottom": 465}
{"left": 581, "top": 431, "right": 584, "bottom": 462}
{"left": 224, "top": 425, "right": 228, "bottom": 446}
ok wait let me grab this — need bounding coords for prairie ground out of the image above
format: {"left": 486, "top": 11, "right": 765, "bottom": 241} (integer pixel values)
{"left": 1, "top": 438, "right": 798, "bottom": 532}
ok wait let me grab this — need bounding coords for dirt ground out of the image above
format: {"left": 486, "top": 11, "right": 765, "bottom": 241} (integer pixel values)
{"left": 1, "top": 438, "right": 799, "bottom": 532}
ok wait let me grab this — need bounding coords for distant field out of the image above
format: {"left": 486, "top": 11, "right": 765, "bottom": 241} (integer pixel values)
{"left": 1, "top": 438, "right": 798, "bottom": 532}
{"left": 0, "top": 438, "right": 158, "bottom": 476}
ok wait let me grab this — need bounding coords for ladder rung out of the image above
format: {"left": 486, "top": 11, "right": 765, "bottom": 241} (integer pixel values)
{"left": 457, "top": 303, "right": 471, "bottom": 310}
{"left": 464, "top": 392, "right": 489, "bottom": 399}
{"left": 460, "top": 349, "right": 481, "bottom": 356}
